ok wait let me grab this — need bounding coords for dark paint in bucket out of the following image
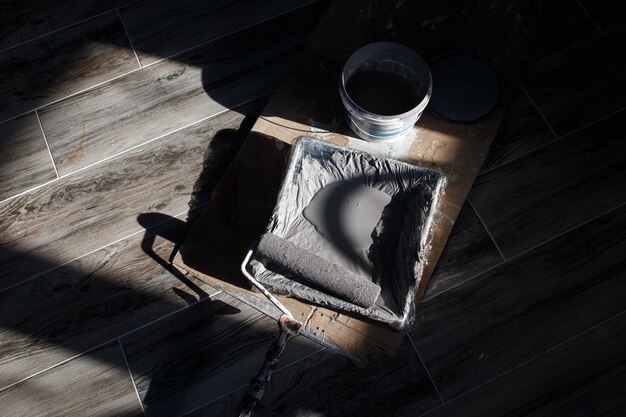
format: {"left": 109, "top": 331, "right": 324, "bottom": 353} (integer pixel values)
{"left": 346, "top": 70, "right": 419, "bottom": 116}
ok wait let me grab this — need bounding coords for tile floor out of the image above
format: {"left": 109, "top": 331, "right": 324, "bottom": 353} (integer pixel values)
{"left": 0, "top": 1, "right": 624, "bottom": 416}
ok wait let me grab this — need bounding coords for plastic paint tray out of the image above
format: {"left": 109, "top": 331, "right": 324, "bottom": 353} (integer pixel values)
{"left": 249, "top": 137, "right": 445, "bottom": 329}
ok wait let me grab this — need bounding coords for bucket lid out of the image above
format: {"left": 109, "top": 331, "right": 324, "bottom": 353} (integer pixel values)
{"left": 428, "top": 53, "right": 500, "bottom": 123}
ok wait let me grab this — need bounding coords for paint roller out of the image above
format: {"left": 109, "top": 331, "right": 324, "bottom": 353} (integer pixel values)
{"left": 254, "top": 232, "right": 381, "bottom": 308}
{"left": 236, "top": 233, "right": 380, "bottom": 416}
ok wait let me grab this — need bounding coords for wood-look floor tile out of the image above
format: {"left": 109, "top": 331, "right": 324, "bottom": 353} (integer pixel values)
{"left": 0, "top": 11, "right": 139, "bottom": 123}
{"left": 191, "top": 339, "right": 442, "bottom": 417}
{"left": 0, "top": 217, "right": 220, "bottom": 390}
{"left": 120, "top": 0, "right": 321, "bottom": 65}
{"left": 579, "top": 0, "right": 626, "bottom": 31}
{"left": 424, "top": 202, "right": 502, "bottom": 299}
{"left": 0, "top": 0, "right": 131, "bottom": 50}
{"left": 522, "top": 27, "right": 626, "bottom": 137}
{"left": 479, "top": 89, "right": 555, "bottom": 173}
{"left": 0, "top": 113, "right": 56, "bottom": 201}
{"left": 0, "top": 105, "right": 256, "bottom": 291}
{"left": 0, "top": 342, "right": 143, "bottom": 417}
{"left": 410, "top": 204, "right": 626, "bottom": 401}
{"left": 470, "top": 108, "right": 626, "bottom": 258}
{"left": 424, "top": 311, "right": 626, "bottom": 417}
{"left": 39, "top": 6, "right": 320, "bottom": 176}
{"left": 528, "top": 0, "right": 600, "bottom": 63}
{"left": 120, "top": 292, "right": 321, "bottom": 417}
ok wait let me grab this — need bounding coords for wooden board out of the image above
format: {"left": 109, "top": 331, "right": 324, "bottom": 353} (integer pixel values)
{"left": 0, "top": 105, "right": 257, "bottom": 291}
{"left": 39, "top": 3, "right": 322, "bottom": 175}
{"left": 470, "top": 108, "right": 626, "bottom": 258}
{"left": 0, "top": 342, "right": 143, "bottom": 417}
{"left": 0, "top": 11, "right": 138, "bottom": 123}
{"left": 120, "top": 292, "right": 321, "bottom": 417}
{"left": 421, "top": 309, "right": 626, "bottom": 416}
{"left": 410, "top": 204, "right": 626, "bottom": 400}
{"left": 0, "top": 113, "right": 56, "bottom": 201}
{"left": 173, "top": 0, "right": 550, "bottom": 362}
{"left": 120, "top": 0, "right": 320, "bottom": 66}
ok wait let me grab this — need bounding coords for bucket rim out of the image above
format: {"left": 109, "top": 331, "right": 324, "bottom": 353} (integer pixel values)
{"left": 339, "top": 42, "right": 433, "bottom": 120}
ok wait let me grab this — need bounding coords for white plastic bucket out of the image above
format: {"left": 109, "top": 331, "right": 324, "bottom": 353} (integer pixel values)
{"left": 339, "top": 42, "right": 432, "bottom": 143}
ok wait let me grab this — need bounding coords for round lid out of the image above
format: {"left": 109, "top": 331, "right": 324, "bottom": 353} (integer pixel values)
{"left": 428, "top": 53, "right": 500, "bottom": 123}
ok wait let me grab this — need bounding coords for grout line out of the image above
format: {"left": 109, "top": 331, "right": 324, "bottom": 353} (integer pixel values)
{"left": 180, "top": 345, "right": 326, "bottom": 417}
{"left": 0, "top": 93, "right": 269, "bottom": 205}
{"left": 576, "top": 0, "right": 604, "bottom": 33}
{"left": 0, "top": 4, "right": 139, "bottom": 55}
{"left": 34, "top": 110, "right": 60, "bottom": 178}
{"left": 116, "top": 8, "right": 142, "bottom": 68}
{"left": 524, "top": 31, "right": 604, "bottom": 69}
{"left": 0, "top": 65, "right": 146, "bottom": 128}
{"left": 605, "top": 21, "right": 626, "bottom": 34}
{"left": 422, "top": 201, "right": 626, "bottom": 303}
{"left": 519, "top": 82, "right": 560, "bottom": 139}
{"left": 116, "top": 291, "right": 223, "bottom": 341}
{"left": 0, "top": 338, "right": 116, "bottom": 394}
{"left": 466, "top": 198, "right": 506, "bottom": 261}
{"left": 408, "top": 333, "right": 445, "bottom": 405}
{"left": 476, "top": 136, "right": 560, "bottom": 177}
{"left": 0, "top": 207, "right": 192, "bottom": 295}
{"left": 274, "top": 346, "right": 326, "bottom": 373}
{"left": 553, "top": 104, "right": 626, "bottom": 141}
{"left": 478, "top": 100, "right": 626, "bottom": 179}
{"left": 422, "top": 258, "right": 506, "bottom": 303}
{"left": 53, "top": 92, "right": 269, "bottom": 180}
{"left": 140, "top": 0, "right": 319, "bottom": 69}
{"left": 118, "top": 338, "right": 147, "bottom": 416}
{"left": 0, "top": 177, "right": 59, "bottom": 205}
{"left": 0, "top": 0, "right": 302, "bottom": 127}
{"left": 417, "top": 308, "right": 626, "bottom": 416}
{"left": 0, "top": 228, "right": 145, "bottom": 294}
{"left": 0, "top": 292, "right": 223, "bottom": 394}
{"left": 180, "top": 384, "right": 251, "bottom": 416}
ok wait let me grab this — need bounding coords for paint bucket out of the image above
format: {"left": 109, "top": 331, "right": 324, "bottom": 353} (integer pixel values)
{"left": 339, "top": 42, "right": 432, "bottom": 143}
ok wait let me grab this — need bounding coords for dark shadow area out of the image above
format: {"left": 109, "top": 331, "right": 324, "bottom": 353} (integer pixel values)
{"left": 0, "top": 0, "right": 329, "bottom": 198}
{"left": 0, "top": 76, "right": 281, "bottom": 415}
{"left": 0, "top": 240, "right": 318, "bottom": 416}
{"left": 138, "top": 213, "right": 209, "bottom": 304}
{"left": 0, "top": 0, "right": 589, "bottom": 416}
{"left": 137, "top": 100, "right": 264, "bottom": 262}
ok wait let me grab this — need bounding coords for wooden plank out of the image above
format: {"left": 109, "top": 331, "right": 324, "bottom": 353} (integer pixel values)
{"left": 579, "top": 0, "right": 626, "bottom": 31}
{"left": 409, "top": 204, "right": 626, "bottom": 400}
{"left": 254, "top": 339, "right": 442, "bottom": 417}
{"left": 189, "top": 339, "right": 442, "bottom": 416}
{"left": 39, "top": 5, "right": 322, "bottom": 175}
{"left": 522, "top": 26, "right": 626, "bottom": 137}
{"left": 173, "top": 0, "right": 551, "bottom": 361}
{"left": 424, "top": 311, "right": 626, "bottom": 416}
{"left": 120, "top": 292, "right": 321, "bottom": 417}
{"left": 0, "top": 342, "right": 143, "bottom": 417}
{"left": 120, "top": 0, "right": 323, "bottom": 66}
{"left": 479, "top": 88, "right": 555, "bottom": 174}
{"left": 527, "top": 0, "right": 601, "bottom": 62}
{"left": 424, "top": 202, "right": 503, "bottom": 299}
{"left": 469, "top": 108, "right": 626, "bottom": 258}
{"left": 0, "top": 113, "right": 56, "bottom": 201}
{"left": 0, "top": 104, "right": 257, "bottom": 291}
{"left": 0, "top": 215, "right": 220, "bottom": 390}
{"left": 0, "top": 0, "right": 131, "bottom": 50}
{"left": 0, "top": 11, "right": 139, "bottom": 123}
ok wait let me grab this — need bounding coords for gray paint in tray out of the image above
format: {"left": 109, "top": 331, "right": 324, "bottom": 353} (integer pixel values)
{"left": 250, "top": 137, "right": 445, "bottom": 329}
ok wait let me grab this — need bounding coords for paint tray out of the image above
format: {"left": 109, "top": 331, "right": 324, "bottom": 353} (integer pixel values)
{"left": 249, "top": 137, "right": 445, "bottom": 329}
